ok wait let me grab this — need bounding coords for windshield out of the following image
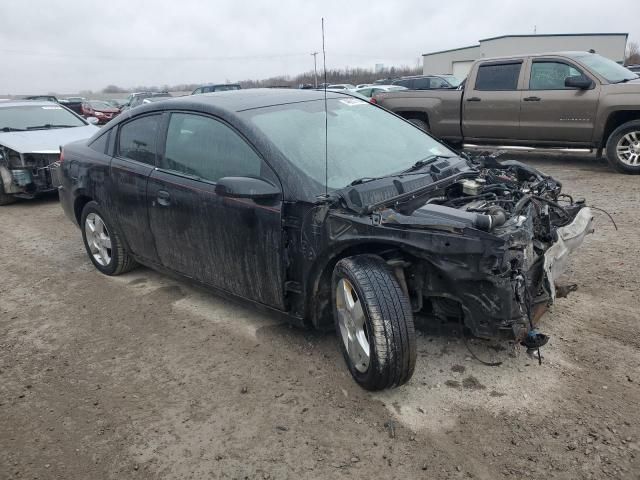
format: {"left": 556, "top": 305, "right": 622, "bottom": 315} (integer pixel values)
{"left": 241, "top": 97, "right": 455, "bottom": 191}
{"left": 572, "top": 53, "right": 636, "bottom": 83}
{"left": 442, "top": 75, "right": 462, "bottom": 87}
{"left": 0, "top": 105, "right": 86, "bottom": 130}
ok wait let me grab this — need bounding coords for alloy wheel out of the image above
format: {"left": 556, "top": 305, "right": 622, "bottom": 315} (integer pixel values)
{"left": 616, "top": 130, "right": 640, "bottom": 166}
{"left": 336, "top": 278, "right": 370, "bottom": 373}
{"left": 85, "top": 213, "right": 112, "bottom": 266}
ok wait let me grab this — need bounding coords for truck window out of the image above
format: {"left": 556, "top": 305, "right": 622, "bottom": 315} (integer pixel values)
{"left": 474, "top": 62, "right": 521, "bottom": 91}
{"left": 529, "top": 61, "right": 584, "bottom": 90}
{"left": 412, "top": 78, "right": 431, "bottom": 89}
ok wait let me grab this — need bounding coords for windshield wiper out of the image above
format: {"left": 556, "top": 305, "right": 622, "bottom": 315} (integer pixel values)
{"left": 402, "top": 155, "right": 454, "bottom": 173}
{"left": 1, "top": 127, "right": 26, "bottom": 132}
{"left": 26, "top": 124, "right": 77, "bottom": 130}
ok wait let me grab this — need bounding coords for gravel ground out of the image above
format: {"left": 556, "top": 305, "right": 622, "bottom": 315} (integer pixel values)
{"left": 1, "top": 154, "right": 639, "bottom": 480}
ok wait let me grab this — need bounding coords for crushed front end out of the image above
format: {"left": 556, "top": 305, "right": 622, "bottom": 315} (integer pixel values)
{"left": 0, "top": 146, "right": 59, "bottom": 197}
{"left": 364, "top": 155, "right": 594, "bottom": 341}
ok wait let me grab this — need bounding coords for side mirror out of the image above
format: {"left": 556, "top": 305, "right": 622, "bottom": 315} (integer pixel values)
{"left": 564, "top": 75, "right": 593, "bottom": 89}
{"left": 215, "top": 176, "right": 281, "bottom": 200}
{"left": 86, "top": 117, "right": 99, "bottom": 125}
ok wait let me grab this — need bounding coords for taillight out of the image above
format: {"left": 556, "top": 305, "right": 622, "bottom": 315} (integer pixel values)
{"left": 369, "top": 97, "right": 377, "bottom": 104}
{"left": 59, "top": 147, "right": 65, "bottom": 164}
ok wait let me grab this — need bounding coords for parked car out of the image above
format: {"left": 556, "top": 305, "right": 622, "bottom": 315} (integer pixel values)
{"left": 60, "top": 97, "right": 85, "bottom": 115}
{"left": 57, "top": 89, "right": 592, "bottom": 389}
{"left": 191, "top": 84, "right": 241, "bottom": 95}
{"left": 326, "top": 84, "right": 355, "bottom": 90}
{"left": 626, "top": 64, "right": 640, "bottom": 74}
{"left": 355, "top": 85, "right": 407, "bottom": 98}
{"left": 105, "top": 99, "right": 127, "bottom": 110}
{"left": 121, "top": 92, "right": 172, "bottom": 111}
{"left": 392, "top": 74, "right": 462, "bottom": 90}
{"left": 81, "top": 100, "right": 120, "bottom": 124}
{"left": 0, "top": 100, "right": 98, "bottom": 204}
{"left": 375, "top": 51, "right": 640, "bottom": 174}
{"left": 23, "top": 95, "right": 60, "bottom": 103}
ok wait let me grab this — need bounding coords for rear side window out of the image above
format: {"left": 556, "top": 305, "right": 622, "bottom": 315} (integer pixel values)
{"left": 475, "top": 62, "right": 521, "bottom": 90}
{"left": 412, "top": 78, "right": 431, "bottom": 89}
{"left": 89, "top": 131, "right": 110, "bottom": 154}
{"left": 118, "top": 114, "right": 160, "bottom": 165}
{"left": 392, "top": 79, "right": 411, "bottom": 88}
{"left": 161, "top": 113, "right": 262, "bottom": 182}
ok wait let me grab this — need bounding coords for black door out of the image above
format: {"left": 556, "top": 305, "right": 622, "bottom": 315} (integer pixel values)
{"left": 147, "top": 112, "right": 285, "bottom": 309}
{"left": 109, "top": 113, "right": 161, "bottom": 263}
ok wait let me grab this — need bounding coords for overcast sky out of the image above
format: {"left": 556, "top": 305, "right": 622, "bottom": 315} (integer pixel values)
{"left": 1, "top": 0, "right": 637, "bottom": 94}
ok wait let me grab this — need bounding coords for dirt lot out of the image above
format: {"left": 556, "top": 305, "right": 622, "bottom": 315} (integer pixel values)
{"left": 1, "top": 154, "right": 639, "bottom": 480}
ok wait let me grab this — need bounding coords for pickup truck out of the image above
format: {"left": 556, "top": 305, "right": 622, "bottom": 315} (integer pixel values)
{"left": 374, "top": 51, "right": 640, "bottom": 174}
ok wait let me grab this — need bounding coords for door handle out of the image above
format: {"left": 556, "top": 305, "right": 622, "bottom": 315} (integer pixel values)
{"left": 157, "top": 190, "right": 171, "bottom": 207}
{"left": 466, "top": 97, "right": 481, "bottom": 102}
{"left": 523, "top": 96, "right": 541, "bottom": 102}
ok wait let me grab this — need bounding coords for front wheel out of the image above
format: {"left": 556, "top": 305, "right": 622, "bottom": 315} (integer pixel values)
{"left": 605, "top": 120, "right": 640, "bottom": 174}
{"left": 333, "top": 255, "right": 416, "bottom": 390}
{"left": 0, "top": 181, "right": 16, "bottom": 205}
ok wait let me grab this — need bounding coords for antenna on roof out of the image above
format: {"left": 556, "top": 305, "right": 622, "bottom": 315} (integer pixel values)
{"left": 322, "top": 17, "right": 329, "bottom": 198}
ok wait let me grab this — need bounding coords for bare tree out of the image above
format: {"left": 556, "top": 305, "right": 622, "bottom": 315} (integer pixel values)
{"left": 625, "top": 41, "right": 640, "bottom": 65}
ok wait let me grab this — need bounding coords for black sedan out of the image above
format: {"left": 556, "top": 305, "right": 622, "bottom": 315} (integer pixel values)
{"left": 57, "top": 89, "right": 592, "bottom": 390}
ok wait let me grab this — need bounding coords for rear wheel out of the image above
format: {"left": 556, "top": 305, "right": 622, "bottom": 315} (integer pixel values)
{"left": 81, "top": 201, "right": 138, "bottom": 275}
{"left": 407, "top": 118, "right": 429, "bottom": 132}
{"left": 605, "top": 120, "right": 640, "bottom": 174}
{"left": 333, "top": 255, "right": 416, "bottom": 390}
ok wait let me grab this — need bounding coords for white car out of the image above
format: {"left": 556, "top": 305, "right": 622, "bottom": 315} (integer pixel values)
{"left": 355, "top": 85, "right": 408, "bottom": 98}
{"left": 326, "top": 84, "right": 355, "bottom": 90}
{"left": 0, "top": 100, "right": 99, "bottom": 204}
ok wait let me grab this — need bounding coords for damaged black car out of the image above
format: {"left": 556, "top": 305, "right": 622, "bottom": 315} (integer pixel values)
{"left": 57, "top": 89, "right": 593, "bottom": 390}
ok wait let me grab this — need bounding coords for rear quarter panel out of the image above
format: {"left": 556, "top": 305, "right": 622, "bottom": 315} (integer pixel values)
{"left": 375, "top": 90, "right": 463, "bottom": 140}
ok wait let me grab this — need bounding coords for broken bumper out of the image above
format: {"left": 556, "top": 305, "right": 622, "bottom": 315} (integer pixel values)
{"left": 543, "top": 207, "right": 594, "bottom": 302}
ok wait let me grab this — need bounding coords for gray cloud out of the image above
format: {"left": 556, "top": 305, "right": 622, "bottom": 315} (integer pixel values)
{"left": 0, "top": 0, "right": 637, "bottom": 94}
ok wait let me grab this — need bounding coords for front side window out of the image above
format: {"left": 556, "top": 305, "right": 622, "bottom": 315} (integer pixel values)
{"left": 530, "top": 61, "right": 584, "bottom": 90}
{"left": 118, "top": 114, "right": 160, "bottom": 164}
{"left": 240, "top": 97, "right": 455, "bottom": 192}
{"left": 161, "top": 113, "right": 262, "bottom": 182}
{"left": 429, "top": 78, "right": 450, "bottom": 88}
{"left": 475, "top": 62, "right": 522, "bottom": 90}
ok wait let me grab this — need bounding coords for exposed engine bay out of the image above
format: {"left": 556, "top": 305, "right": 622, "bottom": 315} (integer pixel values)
{"left": 332, "top": 153, "right": 594, "bottom": 341}
{"left": 0, "top": 145, "right": 59, "bottom": 197}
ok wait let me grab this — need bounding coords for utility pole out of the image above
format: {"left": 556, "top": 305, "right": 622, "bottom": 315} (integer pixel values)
{"left": 311, "top": 52, "right": 319, "bottom": 88}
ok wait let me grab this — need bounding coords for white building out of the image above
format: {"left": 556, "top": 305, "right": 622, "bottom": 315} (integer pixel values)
{"left": 423, "top": 33, "right": 628, "bottom": 79}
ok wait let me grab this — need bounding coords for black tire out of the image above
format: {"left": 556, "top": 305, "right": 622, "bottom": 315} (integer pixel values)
{"left": 0, "top": 180, "right": 16, "bottom": 205}
{"left": 407, "top": 118, "right": 429, "bottom": 132}
{"left": 605, "top": 120, "right": 640, "bottom": 174}
{"left": 80, "top": 201, "right": 138, "bottom": 275}
{"left": 332, "top": 255, "right": 416, "bottom": 390}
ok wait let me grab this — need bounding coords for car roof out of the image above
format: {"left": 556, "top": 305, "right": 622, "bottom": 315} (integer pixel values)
{"left": 0, "top": 100, "right": 59, "bottom": 108}
{"left": 140, "top": 88, "right": 353, "bottom": 112}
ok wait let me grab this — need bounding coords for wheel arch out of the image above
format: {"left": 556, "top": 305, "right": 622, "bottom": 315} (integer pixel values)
{"left": 73, "top": 193, "right": 94, "bottom": 225}
{"left": 305, "top": 240, "right": 413, "bottom": 330}
{"left": 601, "top": 110, "right": 640, "bottom": 146}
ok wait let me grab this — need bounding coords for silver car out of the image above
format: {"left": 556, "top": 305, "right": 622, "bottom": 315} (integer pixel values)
{"left": 355, "top": 85, "right": 407, "bottom": 98}
{"left": 0, "top": 100, "right": 99, "bottom": 205}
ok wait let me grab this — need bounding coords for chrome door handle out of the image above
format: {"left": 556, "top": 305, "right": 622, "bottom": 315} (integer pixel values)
{"left": 157, "top": 190, "right": 171, "bottom": 206}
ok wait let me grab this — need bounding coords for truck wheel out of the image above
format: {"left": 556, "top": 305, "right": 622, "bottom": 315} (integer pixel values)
{"left": 332, "top": 255, "right": 416, "bottom": 390}
{"left": 81, "top": 201, "right": 138, "bottom": 275}
{"left": 407, "top": 118, "right": 429, "bottom": 132}
{"left": 0, "top": 181, "right": 16, "bottom": 205}
{"left": 605, "top": 120, "right": 640, "bottom": 174}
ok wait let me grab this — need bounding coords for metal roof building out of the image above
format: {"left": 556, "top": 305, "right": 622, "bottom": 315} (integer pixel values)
{"left": 423, "top": 33, "right": 628, "bottom": 79}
